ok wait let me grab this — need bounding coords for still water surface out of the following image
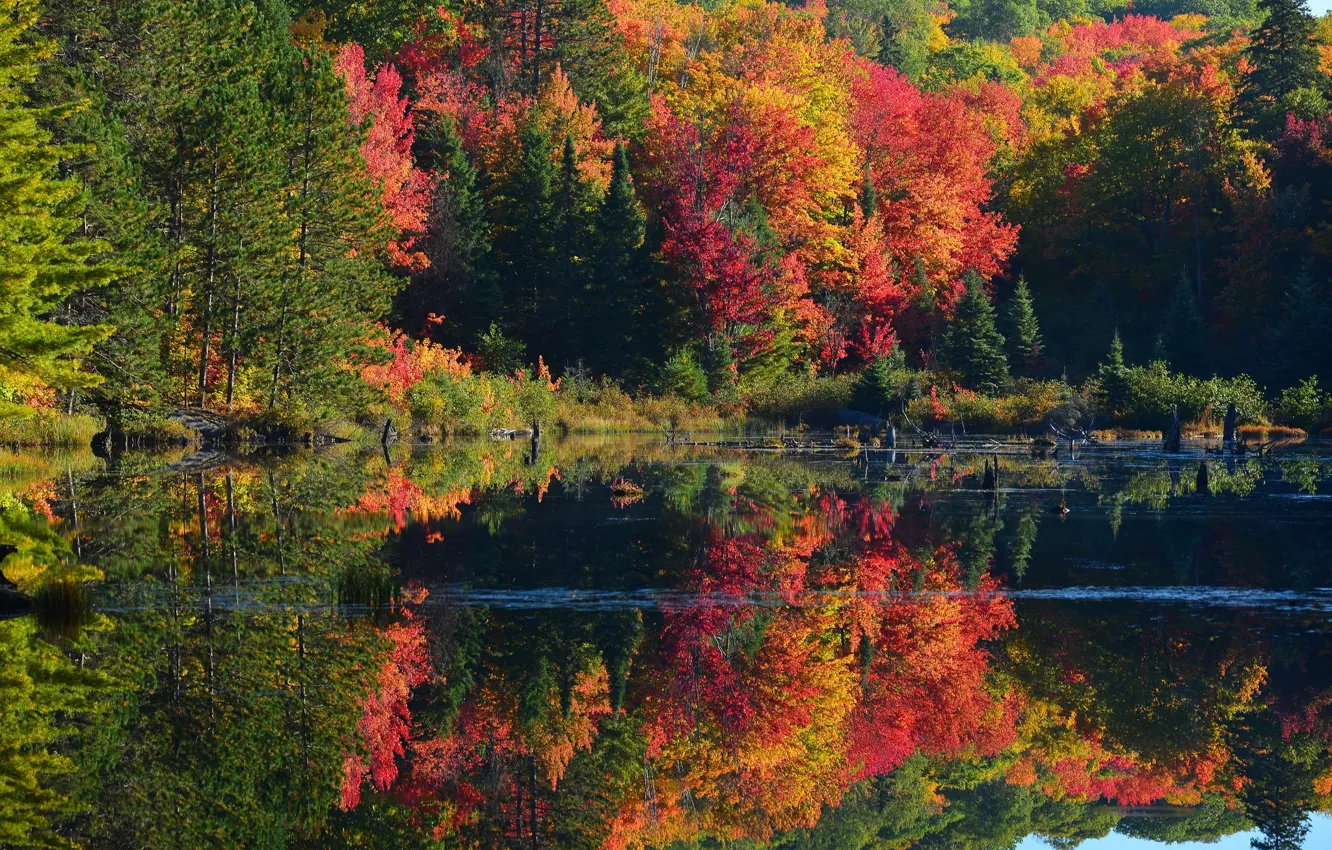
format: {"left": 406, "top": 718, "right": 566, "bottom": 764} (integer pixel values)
{"left": 4, "top": 436, "right": 1332, "bottom": 848}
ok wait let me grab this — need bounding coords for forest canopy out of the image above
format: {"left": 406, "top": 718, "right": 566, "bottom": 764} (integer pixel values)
{"left": 3, "top": 0, "right": 1332, "bottom": 436}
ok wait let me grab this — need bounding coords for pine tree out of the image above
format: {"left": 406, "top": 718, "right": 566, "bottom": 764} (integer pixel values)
{"left": 0, "top": 1, "right": 114, "bottom": 418}
{"left": 1164, "top": 272, "right": 1210, "bottom": 377}
{"left": 1097, "top": 329, "right": 1132, "bottom": 415}
{"left": 852, "top": 347, "right": 907, "bottom": 416}
{"left": 1271, "top": 266, "right": 1332, "bottom": 387}
{"left": 549, "top": 134, "right": 596, "bottom": 367}
{"left": 404, "top": 117, "right": 494, "bottom": 341}
{"left": 264, "top": 42, "right": 398, "bottom": 412}
{"left": 938, "top": 272, "right": 1009, "bottom": 394}
{"left": 590, "top": 141, "right": 650, "bottom": 376}
{"left": 1004, "top": 275, "right": 1042, "bottom": 373}
{"left": 492, "top": 126, "right": 556, "bottom": 352}
{"left": 1240, "top": 0, "right": 1324, "bottom": 133}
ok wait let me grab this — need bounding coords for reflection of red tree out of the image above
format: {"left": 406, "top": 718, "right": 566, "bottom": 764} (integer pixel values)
{"left": 845, "top": 546, "right": 1017, "bottom": 779}
{"left": 404, "top": 661, "right": 612, "bottom": 841}
{"left": 341, "top": 614, "right": 433, "bottom": 810}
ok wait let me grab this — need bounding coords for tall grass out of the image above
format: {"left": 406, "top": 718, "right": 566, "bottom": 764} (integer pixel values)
{"left": 0, "top": 413, "right": 105, "bottom": 447}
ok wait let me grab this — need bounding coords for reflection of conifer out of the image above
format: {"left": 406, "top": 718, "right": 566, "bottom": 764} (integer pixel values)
{"left": 1008, "top": 510, "right": 1039, "bottom": 582}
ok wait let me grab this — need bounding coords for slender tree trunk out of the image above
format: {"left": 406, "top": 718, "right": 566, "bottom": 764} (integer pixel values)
{"left": 532, "top": 0, "right": 544, "bottom": 95}
{"left": 198, "top": 161, "right": 219, "bottom": 408}
{"left": 226, "top": 234, "right": 244, "bottom": 410}
{"left": 271, "top": 112, "right": 313, "bottom": 410}
{"left": 1194, "top": 191, "right": 1203, "bottom": 298}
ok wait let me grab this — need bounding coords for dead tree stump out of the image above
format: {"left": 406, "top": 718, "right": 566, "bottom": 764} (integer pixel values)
{"left": 1163, "top": 406, "right": 1182, "bottom": 453}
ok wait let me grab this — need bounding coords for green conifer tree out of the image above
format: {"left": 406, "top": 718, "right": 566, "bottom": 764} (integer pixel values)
{"left": 265, "top": 42, "right": 397, "bottom": 412}
{"left": 851, "top": 347, "right": 907, "bottom": 417}
{"left": 859, "top": 162, "right": 877, "bottom": 219}
{"left": 1096, "top": 329, "right": 1132, "bottom": 416}
{"left": 1272, "top": 266, "right": 1332, "bottom": 387}
{"left": 549, "top": 134, "right": 596, "bottom": 367}
{"left": 1004, "top": 275, "right": 1043, "bottom": 374}
{"left": 1240, "top": 0, "right": 1324, "bottom": 133}
{"left": 590, "top": 141, "right": 651, "bottom": 376}
{"left": 0, "top": 1, "right": 114, "bottom": 418}
{"left": 493, "top": 126, "right": 556, "bottom": 353}
{"left": 1164, "top": 273, "right": 1210, "bottom": 377}
{"left": 938, "top": 272, "right": 1009, "bottom": 394}
{"left": 400, "top": 117, "right": 494, "bottom": 343}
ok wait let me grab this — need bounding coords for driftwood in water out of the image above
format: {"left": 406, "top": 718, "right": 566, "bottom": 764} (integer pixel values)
{"left": 1163, "top": 406, "right": 1182, "bottom": 453}
{"left": 1050, "top": 415, "right": 1098, "bottom": 447}
{"left": 901, "top": 409, "right": 952, "bottom": 449}
{"left": 1196, "top": 460, "right": 1210, "bottom": 495}
{"left": 489, "top": 427, "right": 534, "bottom": 441}
{"left": 381, "top": 418, "right": 399, "bottom": 447}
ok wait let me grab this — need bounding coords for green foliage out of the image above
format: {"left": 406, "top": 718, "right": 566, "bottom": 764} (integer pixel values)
{"left": 1095, "top": 330, "right": 1132, "bottom": 416}
{"left": 493, "top": 125, "right": 557, "bottom": 351}
{"left": 1004, "top": 276, "right": 1043, "bottom": 374}
{"left": 938, "top": 272, "right": 1010, "bottom": 395}
{"left": 851, "top": 348, "right": 911, "bottom": 417}
{"left": 0, "top": 616, "right": 115, "bottom": 848}
{"left": 658, "top": 349, "right": 709, "bottom": 404}
{"left": 589, "top": 142, "right": 652, "bottom": 377}
{"left": 1240, "top": 0, "right": 1324, "bottom": 134}
{"left": 1274, "top": 375, "right": 1330, "bottom": 431}
{"left": 477, "top": 323, "right": 527, "bottom": 376}
{"left": 0, "top": 1, "right": 114, "bottom": 419}
{"left": 1095, "top": 359, "right": 1269, "bottom": 426}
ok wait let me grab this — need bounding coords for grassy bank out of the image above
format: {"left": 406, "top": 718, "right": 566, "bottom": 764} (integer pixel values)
{"left": 0, "top": 413, "right": 105, "bottom": 448}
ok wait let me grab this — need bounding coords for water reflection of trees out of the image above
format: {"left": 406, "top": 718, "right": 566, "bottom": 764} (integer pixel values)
{"left": 2, "top": 443, "right": 1332, "bottom": 848}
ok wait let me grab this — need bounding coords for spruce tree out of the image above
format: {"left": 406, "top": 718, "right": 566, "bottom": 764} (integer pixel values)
{"left": 1271, "top": 266, "right": 1332, "bottom": 387}
{"left": 0, "top": 1, "right": 114, "bottom": 418}
{"left": 852, "top": 347, "right": 907, "bottom": 416}
{"left": 938, "top": 272, "right": 1009, "bottom": 395}
{"left": 1164, "top": 273, "right": 1211, "bottom": 377}
{"left": 1004, "top": 275, "right": 1042, "bottom": 374}
{"left": 402, "top": 117, "right": 494, "bottom": 343}
{"left": 492, "top": 126, "right": 556, "bottom": 352}
{"left": 549, "top": 134, "right": 596, "bottom": 367}
{"left": 1097, "top": 329, "right": 1132, "bottom": 416}
{"left": 859, "top": 162, "right": 877, "bottom": 219}
{"left": 590, "top": 141, "right": 650, "bottom": 376}
{"left": 1240, "top": 0, "right": 1324, "bottom": 133}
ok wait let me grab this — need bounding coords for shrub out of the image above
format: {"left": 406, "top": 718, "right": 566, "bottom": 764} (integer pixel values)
{"left": 1093, "top": 361, "right": 1268, "bottom": 427}
{"left": 745, "top": 372, "right": 854, "bottom": 424}
{"left": 476, "top": 323, "right": 526, "bottom": 375}
{"left": 1274, "top": 376, "right": 1330, "bottom": 432}
{"left": 658, "top": 349, "right": 708, "bottom": 404}
{"left": 850, "top": 349, "right": 912, "bottom": 417}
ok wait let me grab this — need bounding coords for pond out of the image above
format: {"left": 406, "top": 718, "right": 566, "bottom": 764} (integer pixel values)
{"left": 3, "top": 436, "right": 1332, "bottom": 849}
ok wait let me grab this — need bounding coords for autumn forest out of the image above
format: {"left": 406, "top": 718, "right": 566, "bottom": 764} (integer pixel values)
{"left": 4, "top": 0, "right": 1332, "bottom": 438}
{"left": 6, "top": 1, "right": 1332, "bottom": 849}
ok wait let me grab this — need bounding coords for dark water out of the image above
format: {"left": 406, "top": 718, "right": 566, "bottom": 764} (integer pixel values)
{"left": 4, "top": 437, "right": 1332, "bottom": 849}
